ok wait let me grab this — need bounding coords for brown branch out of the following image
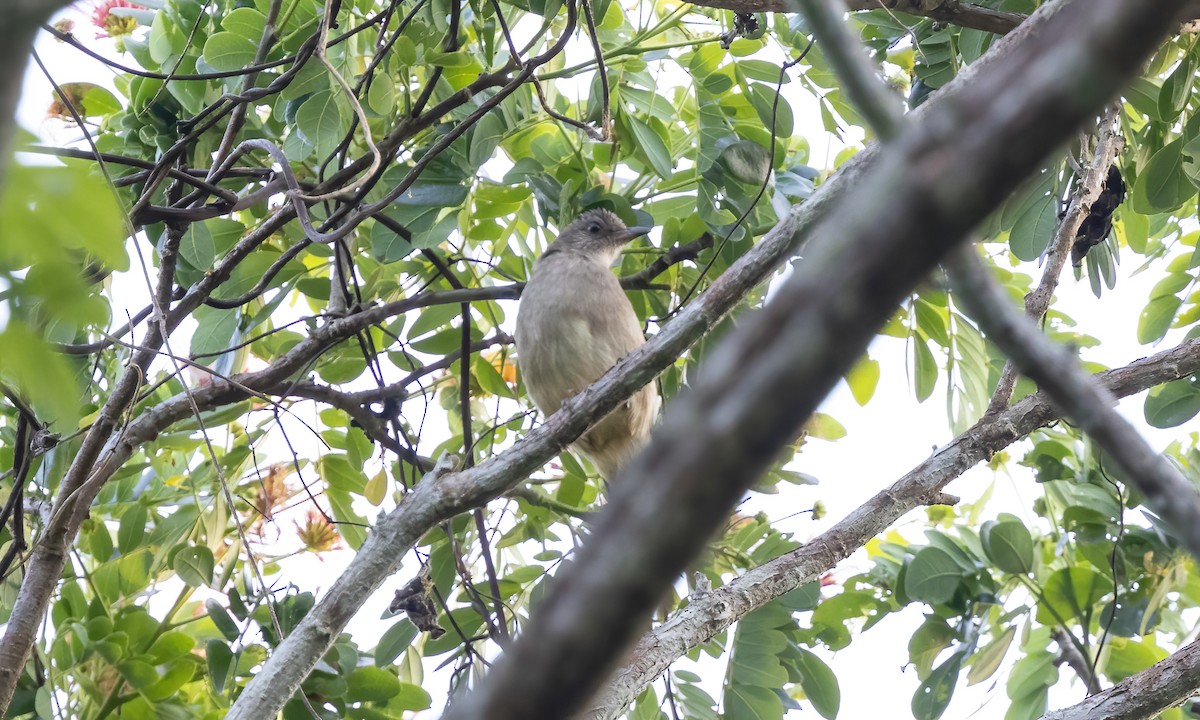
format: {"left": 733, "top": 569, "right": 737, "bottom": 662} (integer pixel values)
{"left": 619, "top": 233, "right": 714, "bottom": 290}
{"left": 1044, "top": 635, "right": 1200, "bottom": 719}
{"left": 1051, "top": 628, "right": 1102, "bottom": 696}
{"left": 438, "top": 0, "right": 1187, "bottom": 717}
{"left": 590, "top": 337, "right": 1200, "bottom": 718}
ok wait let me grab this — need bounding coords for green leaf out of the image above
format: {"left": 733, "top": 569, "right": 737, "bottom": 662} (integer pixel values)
{"left": 528, "top": 0, "right": 563, "bottom": 19}
{"left": 206, "top": 639, "right": 235, "bottom": 693}
{"left": 966, "top": 626, "right": 1015, "bottom": 686}
{"left": 295, "top": 90, "right": 349, "bottom": 158}
{"left": 367, "top": 76, "right": 396, "bottom": 115}
{"left": 142, "top": 660, "right": 196, "bottom": 702}
{"left": 915, "top": 298, "right": 950, "bottom": 347}
{"left": 320, "top": 455, "right": 367, "bottom": 491}
{"left": 1105, "top": 637, "right": 1168, "bottom": 682}
{"left": 1158, "top": 55, "right": 1195, "bottom": 121}
{"left": 739, "top": 59, "right": 788, "bottom": 84}
{"left": 179, "top": 218, "right": 244, "bottom": 269}
{"left": 190, "top": 305, "right": 240, "bottom": 358}
{"left": 469, "top": 111, "right": 506, "bottom": 169}
{"left": 202, "top": 32, "right": 258, "bottom": 72}
{"left": 747, "top": 83, "right": 794, "bottom": 137}
{"left": 625, "top": 115, "right": 673, "bottom": 178}
{"left": 911, "top": 652, "right": 963, "bottom": 720}
{"left": 326, "top": 487, "right": 368, "bottom": 549}
{"left": 1144, "top": 378, "right": 1200, "bottom": 428}
{"left": 980, "top": 520, "right": 1034, "bottom": 574}
{"left": 805, "top": 412, "right": 846, "bottom": 440}
{"left": 172, "top": 545, "right": 215, "bottom": 587}
{"left": 148, "top": 12, "right": 185, "bottom": 65}
{"left": 720, "top": 140, "right": 772, "bottom": 185}
{"left": 1180, "top": 134, "right": 1200, "bottom": 188}
{"left": 117, "top": 660, "right": 160, "bottom": 690}
{"left": 371, "top": 219, "right": 414, "bottom": 263}
{"left": 0, "top": 321, "right": 83, "bottom": 428}
{"left": 1037, "top": 566, "right": 1106, "bottom": 624}
{"left": 793, "top": 647, "right": 840, "bottom": 719}
{"left": 1131, "top": 139, "right": 1195, "bottom": 213}
{"left": 362, "top": 468, "right": 386, "bottom": 506}
{"left": 2, "top": 162, "right": 128, "bottom": 270}
{"left": 725, "top": 684, "right": 783, "bottom": 720}
{"left": 1009, "top": 192, "right": 1057, "bottom": 261}
{"left": 1137, "top": 294, "right": 1182, "bottom": 344}
{"left": 391, "top": 682, "right": 433, "bottom": 711}
{"left": 147, "top": 631, "right": 194, "bottom": 665}
{"left": 346, "top": 666, "right": 401, "bottom": 702}
{"left": 117, "top": 505, "right": 148, "bottom": 555}
{"left": 221, "top": 7, "right": 267, "bottom": 40}
{"left": 374, "top": 619, "right": 418, "bottom": 666}
{"left": 59, "top": 83, "right": 122, "bottom": 116}
{"left": 908, "top": 617, "right": 955, "bottom": 680}
{"left": 1125, "top": 77, "right": 1164, "bottom": 121}
{"left": 697, "top": 101, "right": 729, "bottom": 174}
{"left": 849, "top": 355, "right": 878, "bottom": 405}
{"left": 206, "top": 599, "right": 240, "bottom": 642}
{"left": 905, "top": 547, "right": 962, "bottom": 605}
{"left": 912, "top": 338, "right": 938, "bottom": 402}
{"left": 280, "top": 61, "right": 333, "bottom": 101}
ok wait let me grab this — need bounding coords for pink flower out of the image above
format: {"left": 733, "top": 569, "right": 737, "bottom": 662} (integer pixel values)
{"left": 91, "top": 0, "right": 138, "bottom": 39}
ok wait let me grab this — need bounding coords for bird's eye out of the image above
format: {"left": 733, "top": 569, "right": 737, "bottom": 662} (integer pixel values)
{"left": 587, "top": 223, "right": 602, "bottom": 234}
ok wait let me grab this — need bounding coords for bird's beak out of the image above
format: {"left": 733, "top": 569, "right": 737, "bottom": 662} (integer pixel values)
{"left": 615, "top": 226, "right": 652, "bottom": 244}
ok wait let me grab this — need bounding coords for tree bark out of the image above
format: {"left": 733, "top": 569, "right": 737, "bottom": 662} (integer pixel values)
{"left": 1043, "top": 636, "right": 1200, "bottom": 720}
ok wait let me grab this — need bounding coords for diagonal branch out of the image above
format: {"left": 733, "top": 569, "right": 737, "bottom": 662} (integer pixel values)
{"left": 1044, "top": 634, "right": 1200, "bottom": 720}
{"left": 439, "top": 1, "right": 1188, "bottom": 719}
{"left": 591, "top": 337, "right": 1200, "bottom": 719}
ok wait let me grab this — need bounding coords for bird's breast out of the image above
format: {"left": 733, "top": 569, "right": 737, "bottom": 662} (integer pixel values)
{"left": 515, "top": 255, "right": 645, "bottom": 414}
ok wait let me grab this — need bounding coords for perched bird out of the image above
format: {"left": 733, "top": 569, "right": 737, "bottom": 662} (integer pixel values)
{"left": 515, "top": 208, "right": 659, "bottom": 481}
{"left": 1071, "top": 164, "right": 1126, "bottom": 266}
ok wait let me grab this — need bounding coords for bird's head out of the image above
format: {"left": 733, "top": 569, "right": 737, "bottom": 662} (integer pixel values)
{"left": 548, "top": 209, "right": 652, "bottom": 265}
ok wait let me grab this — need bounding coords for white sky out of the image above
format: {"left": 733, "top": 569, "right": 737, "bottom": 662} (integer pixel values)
{"left": 11, "top": 4, "right": 1200, "bottom": 719}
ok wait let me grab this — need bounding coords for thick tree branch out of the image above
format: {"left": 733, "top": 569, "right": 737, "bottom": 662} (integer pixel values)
{"left": 438, "top": 0, "right": 1187, "bottom": 718}
{"left": 591, "top": 337, "right": 1200, "bottom": 719}
{"left": 1043, "top": 636, "right": 1200, "bottom": 720}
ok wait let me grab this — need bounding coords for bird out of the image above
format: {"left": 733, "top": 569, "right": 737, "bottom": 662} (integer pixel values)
{"left": 1071, "top": 164, "right": 1125, "bottom": 266}
{"left": 515, "top": 208, "right": 659, "bottom": 482}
